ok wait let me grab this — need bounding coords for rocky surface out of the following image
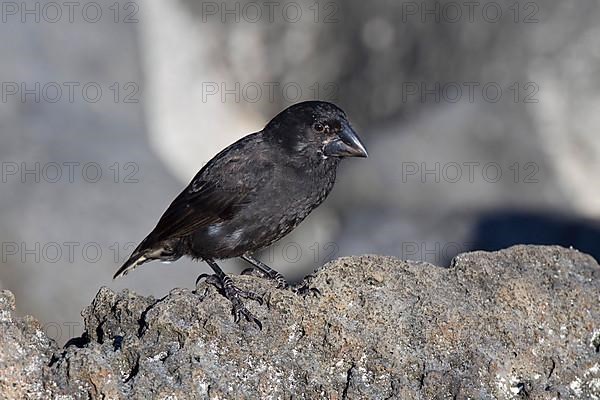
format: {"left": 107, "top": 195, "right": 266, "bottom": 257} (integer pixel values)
{"left": 1, "top": 245, "right": 600, "bottom": 399}
{"left": 0, "top": 290, "right": 57, "bottom": 398}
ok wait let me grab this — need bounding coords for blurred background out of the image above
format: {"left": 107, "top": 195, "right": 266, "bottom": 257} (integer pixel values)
{"left": 1, "top": 0, "right": 599, "bottom": 340}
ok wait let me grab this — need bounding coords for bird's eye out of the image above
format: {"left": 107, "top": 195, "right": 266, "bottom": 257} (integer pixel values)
{"left": 313, "top": 123, "right": 325, "bottom": 133}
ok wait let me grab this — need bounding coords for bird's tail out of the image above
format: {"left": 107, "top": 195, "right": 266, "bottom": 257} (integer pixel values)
{"left": 113, "top": 237, "right": 184, "bottom": 280}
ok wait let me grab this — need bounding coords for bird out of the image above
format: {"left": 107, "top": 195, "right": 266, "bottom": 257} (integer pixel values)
{"left": 113, "top": 101, "right": 368, "bottom": 327}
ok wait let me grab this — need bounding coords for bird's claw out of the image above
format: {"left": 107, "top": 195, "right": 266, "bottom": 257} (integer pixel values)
{"left": 195, "top": 273, "right": 221, "bottom": 290}
{"left": 291, "top": 279, "right": 321, "bottom": 297}
{"left": 223, "top": 283, "right": 263, "bottom": 329}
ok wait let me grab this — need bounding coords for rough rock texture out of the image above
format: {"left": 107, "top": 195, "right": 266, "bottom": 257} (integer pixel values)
{"left": 0, "top": 290, "right": 57, "bottom": 398}
{"left": 1, "top": 245, "right": 600, "bottom": 399}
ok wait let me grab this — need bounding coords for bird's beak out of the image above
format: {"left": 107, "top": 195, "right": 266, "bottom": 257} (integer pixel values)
{"left": 323, "top": 125, "right": 368, "bottom": 158}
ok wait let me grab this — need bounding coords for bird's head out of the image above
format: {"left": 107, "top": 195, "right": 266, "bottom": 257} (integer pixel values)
{"left": 265, "top": 101, "right": 368, "bottom": 159}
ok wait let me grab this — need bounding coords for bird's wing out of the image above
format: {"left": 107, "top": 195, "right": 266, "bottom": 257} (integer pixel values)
{"left": 148, "top": 136, "right": 277, "bottom": 242}
{"left": 149, "top": 178, "right": 253, "bottom": 241}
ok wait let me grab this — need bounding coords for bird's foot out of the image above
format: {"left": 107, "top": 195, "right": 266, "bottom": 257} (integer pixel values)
{"left": 291, "top": 275, "right": 321, "bottom": 297}
{"left": 240, "top": 268, "right": 319, "bottom": 295}
{"left": 223, "top": 276, "right": 263, "bottom": 329}
{"left": 241, "top": 267, "right": 289, "bottom": 289}
{"left": 195, "top": 273, "right": 263, "bottom": 329}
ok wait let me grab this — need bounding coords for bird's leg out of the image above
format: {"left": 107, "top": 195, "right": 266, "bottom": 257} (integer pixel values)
{"left": 241, "top": 253, "right": 289, "bottom": 289}
{"left": 202, "top": 258, "right": 263, "bottom": 329}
